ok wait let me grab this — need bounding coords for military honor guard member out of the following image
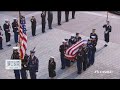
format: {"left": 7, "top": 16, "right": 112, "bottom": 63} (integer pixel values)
{"left": 59, "top": 40, "right": 68, "bottom": 69}
{"left": 12, "top": 18, "right": 19, "bottom": 43}
{"left": 41, "top": 11, "right": 46, "bottom": 33}
{"left": 3, "top": 19, "right": 11, "bottom": 46}
{"left": 90, "top": 29, "right": 98, "bottom": 46}
{"left": 11, "top": 47, "right": 21, "bottom": 79}
{"left": 74, "top": 33, "right": 82, "bottom": 43}
{"left": 103, "top": 21, "right": 112, "bottom": 47}
{"left": 0, "top": 26, "right": 3, "bottom": 50}
{"left": 76, "top": 47, "right": 84, "bottom": 74}
{"left": 21, "top": 51, "right": 29, "bottom": 79}
{"left": 57, "top": 11, "right": 62, "bottom": 25}
{"left": 30, "top": 16, "right": 36, "bottom": 36}
{"left": 48, "top": 56, "right": 56, "bottom": 79}
{"left": 27, "top": 50, "right": 39, "bottom": 79}
{"left": 47, "top": 11, "right": 53, "bottom": 29}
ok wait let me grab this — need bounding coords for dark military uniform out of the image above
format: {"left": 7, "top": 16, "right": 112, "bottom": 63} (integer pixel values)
{"left": 72, "top": 11, "right": 75, "bottom": 19}
{"left": 11, "top": 51, "right": 20, "bottom": 79}
{"left": 59, "top": 44, "right": 68, "bottom": 69}
{"left": 12, "top": 20, "right": 19, "bottom": 43}
{"left": 74, "top": 36, "right": 82, "bottom": 43}
{"left": 48, "top": 59, "right": 56, "bottom": 78}
{"left": 30, "top": 17, "right": 36, "bottom": 36}
{"left": 57, "top": 11, "right": 62, "bottom": 25}
{"left": 91, "top": 41, "right": 96, "bottom": 65}
{"left": 3, "top": 22, "right": 11, "bottom": 46}
{"left": 87, "top": 41, "right": 93, "bottom": 66}
{"left": 21, "top": 54, "right": 29, "bottom": 79}
{"left": 103, "top": 24, "right": 112, "bottom": 43}
{"left": 48, "top": 11, "right": 53, "bottom": 29}
{"left": 76, "top": 48, "right": 84, "bottom": 74}
{"left": 69, "top": 36, "right": 76, "bottom": 46}
{"left": 90, "top": 33, "right": 98, "bottom": 46}
{"left": 83, "top": 46, "right": 88, "bottom": 71}
{"left": 41, "top": 12, "right": 46, "bottom": 33}
{"left": 0, "top": 26, "right": 3, "bottom": 50}
{"left": 28, "top": 54, "right": 39, "bottom": 79}
{"left": 65, "top": 11, "right": 69, "bottom": 22}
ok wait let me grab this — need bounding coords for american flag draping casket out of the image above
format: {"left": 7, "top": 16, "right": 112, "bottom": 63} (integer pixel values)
{"left": 65, "top": 40, "right": 88, "bottom": 61}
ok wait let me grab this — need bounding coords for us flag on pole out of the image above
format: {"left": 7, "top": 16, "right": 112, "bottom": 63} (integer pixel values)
{"left": 19, "top": 16, "right": 27, "bottom": 59}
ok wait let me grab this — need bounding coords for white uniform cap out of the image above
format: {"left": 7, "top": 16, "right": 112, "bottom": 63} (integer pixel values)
{"left": 71, "top": 34, "right": 75, "bottom": 37}
{"left": 13, "top": 18, "right": 17, "bottom": 20}
{"left": 91, "top": 36, "right": 96, "bottom": 39}
{"left": 13, "top": 47, "right": 19, "bottom": 50}
{"left": 50, "top": 56, "right": 54, "bottom": 59}
{"left": 62, "top": 40, "right": 67, "bottom": 43}
{"left": 5, "top": 19, "right": 8, "bottom": 21}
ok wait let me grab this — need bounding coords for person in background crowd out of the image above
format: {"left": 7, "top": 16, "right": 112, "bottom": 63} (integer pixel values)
{"left": 3, "top": 19, "right": 11, "bottom": 46}
{"left": 30, "top": 16, "right": 36, "bottom": 36}
{"left": 48, "top": 11, "right": 53, "bottom": 29}
{"left": 0, "top": 26, "right": 3, "bottom": 50}
{"left": 12, "top": 18, "right": 19, "bottom": 43}
{"left": 41, "top": 11, "right": 46, "bottom": 33}
{"left": 57, "top": 11, "right": 62, "bottom": 25}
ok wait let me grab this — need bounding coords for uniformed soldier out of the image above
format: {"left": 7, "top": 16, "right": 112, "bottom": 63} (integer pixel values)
{"left": 41, "top": 11, "right": 46, "bottom": 33}
{"left": 48, "top": 11, "right": 53, "bottom": 29}
{"left": 69, "top": 34, "right": 76, "bottom": 46}
{"left": 103, "top": 21, "right": 112, "bottom": 47}
{"left": 90, "top": 29, "right": 98, "bottom": 46}
{"left": 12, "top": 18, "right": 19, "bottom": 43}
{"left": 72, "top": 11, "right": 75, "bottom": 19}
{"left": 59, "top": 40, "right": 68, "bottom": 69}
{"left": 76, "top": 47, "right": 84, "bottom": 74}
{"left": 27, "top": 50, "right": 39, "bottom": 79}
{"left": 0, "top": 26, "right": 3, "bottom": 50}
{"left": 91, "top": 38, "right": 96, "bottom": 65}
{"left": 87, "top": 39, "right": 93, "bottom": 67}
{"left": 74, "top": 33, "right": 82, "bottom": 43}
{"left": 30, "top": 16, "right": 36, "bottom": 36}
{"left": 3, "top": 19, "right": 11, "bottom": 46}
{"left": 11, "top": 47, "right": 21, "bottom": 79}
{"left": 65, "top": 11, "right": 69, "bottom": 22}
{"left": 64, "top": 39, "right": 71, "bottom": 67}
{"left": 21, "top": 51, "right": 29, "bottom": 79}
{"left": 82, "top": 45, "right": 88, "bottom": 71}
{"left": 57, "top": 11, "right": 62, "bottom": 25}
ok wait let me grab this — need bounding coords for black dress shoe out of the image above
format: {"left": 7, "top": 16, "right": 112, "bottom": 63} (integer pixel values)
{"left": 0, "top": 48, "right": 3, "bottom": 50}
{"left": 58, "top": 23, "right": 61, "bottom": 25}
{"left": 61, "top": 67, "right": 65, "bottom": 69}
{"left": 77, "top": 72, "right": 82, "bottom": 74}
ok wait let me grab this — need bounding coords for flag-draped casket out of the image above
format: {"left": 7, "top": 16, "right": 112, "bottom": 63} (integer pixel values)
{"left": 65, "top": 40, "right": 88, "bottom": 61}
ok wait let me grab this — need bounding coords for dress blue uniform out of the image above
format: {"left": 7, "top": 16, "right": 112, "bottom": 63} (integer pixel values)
{"left": 76, "top": 48, "right": 84, "bottom": 74}
{"left": 28, "top": 50, "right": 39, "bottom": 79}
{"left": 11, "top": 47, "right": 20, "bottom": 79}
{"left": 12, "top": 19, "right": 19, "bottom": 43}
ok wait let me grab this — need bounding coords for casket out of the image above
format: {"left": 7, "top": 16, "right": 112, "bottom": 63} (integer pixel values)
{"left": 65, "top": 40, "right": 88, "bottom": 61}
